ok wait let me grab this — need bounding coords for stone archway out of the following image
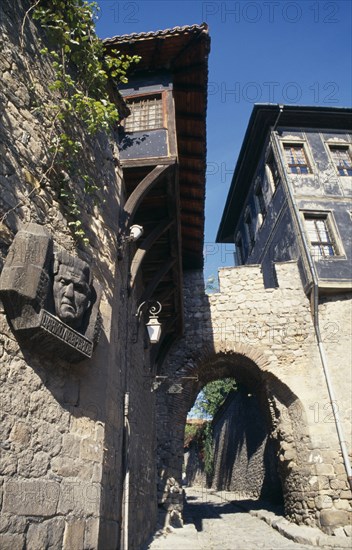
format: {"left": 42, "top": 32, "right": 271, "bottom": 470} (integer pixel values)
{"left": 156, "top": 344, "right": 316, "bottom": 526}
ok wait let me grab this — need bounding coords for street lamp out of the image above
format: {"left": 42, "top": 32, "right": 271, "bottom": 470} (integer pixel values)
{"left": 118, "top": 224, "right": 144, "bottom": 259}
{"left": 135, "top": 301, "right": 162, "bottom": 344}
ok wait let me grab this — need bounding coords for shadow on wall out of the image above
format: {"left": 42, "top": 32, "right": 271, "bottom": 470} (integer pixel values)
{"left": 211, "top": 387, "right": 283, "bottom": 504}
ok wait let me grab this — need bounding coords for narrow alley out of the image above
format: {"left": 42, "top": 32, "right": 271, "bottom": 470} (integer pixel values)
{"left": 146, "top": 488, "right": 350, "bottom": 550}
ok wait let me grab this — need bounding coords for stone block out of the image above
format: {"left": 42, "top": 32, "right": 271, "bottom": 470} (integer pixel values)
{"left": 315, "top": 463, "right": 335, "bottom": 476}
{"left": 0, "top": 533, "right": 25, "bottom": 550}
{"left": 80, "top": 438, "right": 103, "bottom": 462}
{"left": 51, "top": 456, "right": 81, "bottom": 478}
{"left": 9, "top": 421, "right": 31, "bottom": 447}
{"left": 320, "top": 509, "right": 350, "bottom": 527}
{"left": 3, "top": 481, "right": 59, "bottom": 516}
{"left": 26, "top": 523, "right": 49, "bottom": 550}
{"left": 63, "top": 520, "right": 85, "bottom": 550}
{"left": 58, "top": 481, "right": 100, "bottom": 515}
{"left": 62, "top": 434, "right": 81, "bottom": 458}
{"left": 315, "top": 495, "right": 332, "bottom": 509}
{"left": 70, "top": 416, "right": 96, "bottom": 438}
{"left": 334, "top": 499, "right": 352, "bottom": 511}
{"left": 84, "top": 518, "right": 99, "bottom": 549}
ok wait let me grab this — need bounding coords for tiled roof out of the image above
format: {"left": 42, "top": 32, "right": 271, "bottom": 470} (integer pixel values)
{"left": 103, "top": 23, "right": 208, "bottom": 45}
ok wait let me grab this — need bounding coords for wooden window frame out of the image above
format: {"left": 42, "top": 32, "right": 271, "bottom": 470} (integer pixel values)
{"left": 302, "top": 211, "right": 343, "bottom": 260}
{"left": 266, "top": 150, "right": 281, "bottom": 193}
{"left": 327, "top": 143, "right": 352, "bottom": 177}
{"left": 254, "top": 182, "right": 267, "bottom": 223}
{"left": 282, "top": 142, "right": 311, "bottom": 175}
{"left": 123, "top": 91, "right": 167, "bottom": 133}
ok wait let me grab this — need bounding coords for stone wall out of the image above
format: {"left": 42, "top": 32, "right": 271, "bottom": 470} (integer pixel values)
{"left": 0, "top": 2, "right": 157, "bottom": 548}
{"left": 211, "top": 389, "right": 282, "bottom": 503}
{"left": 156, "top": 264, "right": 352, "bottom": 531}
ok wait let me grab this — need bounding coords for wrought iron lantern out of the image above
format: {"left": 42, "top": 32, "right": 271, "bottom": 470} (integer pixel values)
{"left": 135, "top": 301, "right": 162, "bottom": 344}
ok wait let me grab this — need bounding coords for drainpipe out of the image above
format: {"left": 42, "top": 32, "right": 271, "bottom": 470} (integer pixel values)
{"left": 122, "top": 392, "right": 130, "bottom": 550}
{"left": 272, "top": 126, "right": 352, "bottom": 491}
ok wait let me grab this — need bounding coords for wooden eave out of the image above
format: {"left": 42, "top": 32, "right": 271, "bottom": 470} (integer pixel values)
{"left": 104, "top": 24, "right": 210, "bottom": 270}
{"left": 104, "top": 25, "right": 210, "bottom": 364}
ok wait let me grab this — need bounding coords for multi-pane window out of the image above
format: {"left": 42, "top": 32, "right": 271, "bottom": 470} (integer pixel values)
{"left": 283, "top": 144, "right": 310, "bottom": 174}
{"left": 255, "top": 184, "right": 266, "bottom": 219}
{"left": 303, "top": 214, "right": 337, "bottom": 260}
{"left": 329, "top": 145, "right": 352, "bottom": 176}
{"left": 124, "top": 94, "right": 163, "bottom": 132}
{"left": 267, "top": 152, "right": 281, "bottom": 190}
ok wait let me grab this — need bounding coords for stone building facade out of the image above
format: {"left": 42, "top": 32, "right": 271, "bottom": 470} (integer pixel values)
{"left": 0, "top": 2, "right": 158, "bottom": 549}
{"left": 0, "top": 3, "right": 211, "bottom": 549}
{"left": 1, "top": 2, "right": 351, "bottom": 548}
{"left": 157, "top": 263, "right": 351, "bottom": 532}
{"left": 156, "top": 105, "right": 352, "bottom": 535}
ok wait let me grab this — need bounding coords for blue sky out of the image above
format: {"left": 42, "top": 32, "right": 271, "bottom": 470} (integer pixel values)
{"left": 96, "top": 0, "right": 352, "bottom": 280}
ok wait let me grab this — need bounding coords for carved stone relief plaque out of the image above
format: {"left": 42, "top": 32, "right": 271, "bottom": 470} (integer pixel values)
{"left": 0, "top": 223, "right": 102, "bottom": 362}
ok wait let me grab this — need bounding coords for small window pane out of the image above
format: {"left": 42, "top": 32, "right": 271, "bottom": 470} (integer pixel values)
{"left": 255, "top": 185, "right": 266, "bottom": 219}
{"left": 125, "top": 95, "right": 163, "bottom": 132}
{"left": 304, "top": 214, "right": 337, "bottom": 260}
{"left": 267, "top": 152, "right": 281, "bottom": 189}
{"left": 284, "top": 144, "right": 310, "bottom": 174}
{"left": 329, "top": 145, "right": 352, "bottom": 176}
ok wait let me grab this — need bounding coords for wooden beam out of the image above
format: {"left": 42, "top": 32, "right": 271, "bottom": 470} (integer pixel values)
{"left": 122, "top": 165, "right": 172, "bottom": 226}
{"left": 173, "top": 84, "right": 205, "bottom": 93}
{"left": 173, "top": 62, "right": 207, "bottom": 75}
{"left": 129, "top": 219, "right": 175, "bottom": 289}
{"left": 175, "top": 111, "right": 203, "bottom": 121}
{"left": 121, "top": 156, "right": 177, "bottom": 168}
{"left": 139, "top": 258, "right": 176, "bottom": 304}
{"left": 178, "top": 151, "right": 204, "bottom": 160}
{"left": 177, "top": 134, "right": 205, "bottom": 143}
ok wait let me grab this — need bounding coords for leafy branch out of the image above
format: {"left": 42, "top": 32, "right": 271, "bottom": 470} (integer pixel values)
{"left": 24, "top": 0, "right": 140, "bottom": 244}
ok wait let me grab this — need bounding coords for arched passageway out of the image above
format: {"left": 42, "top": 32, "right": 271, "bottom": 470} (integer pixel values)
{"left": 157, "top": 347, "right": 315, "bottom": 526}
{"left": 185, "top": 381, "right": 283, "bottom": 506}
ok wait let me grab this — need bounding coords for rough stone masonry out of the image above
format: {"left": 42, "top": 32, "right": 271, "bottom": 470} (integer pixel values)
{"left": 156, "top": 265, "right": 352, "bottom": 533}
{"left": 0, "top": 2, "right": 158, "bottom": 549}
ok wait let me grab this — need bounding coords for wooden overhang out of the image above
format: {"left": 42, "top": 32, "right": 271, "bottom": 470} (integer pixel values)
{"left": 104, "top": 24, "right": 210, "bottom": 270}
{"left": 104, "top": 25, "right": 210, "bottom": 363}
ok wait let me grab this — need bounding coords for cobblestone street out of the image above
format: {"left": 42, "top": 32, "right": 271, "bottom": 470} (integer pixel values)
{"left": 146, "top": 488, "right": 350, "bottom": 550}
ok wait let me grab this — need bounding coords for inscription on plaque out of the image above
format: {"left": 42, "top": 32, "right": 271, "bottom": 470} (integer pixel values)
{"left": 40, "top": 311, "right": 93, "bottom": 358}
{"left": 0, "top": 223, "right": 101, "bottom": 362}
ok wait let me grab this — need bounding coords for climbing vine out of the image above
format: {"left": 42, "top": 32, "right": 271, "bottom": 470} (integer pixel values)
{"left": 25, "top": 0, "right": 140, "bottom": 244}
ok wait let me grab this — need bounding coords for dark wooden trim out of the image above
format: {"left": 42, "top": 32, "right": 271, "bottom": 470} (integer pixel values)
{"left": 154, "top": 286, "right": 176, "bottom": 304}
{"left": 174, "top": 84, "right": 205, "bottom": 93}
{"left": 166, "top": 91, "right": 178, "bottom": 157}
{"left": 175, "top": 112, "right": 203, "bottom": 121}
{"left": 170, "top": 28, "right": 206, "bottom": 68}
{"left": 121, "top": 157, "right": 177, "bottom": 168}
{"left": 178, "top": 151, "right": 204, "bottom": 160}
{"left": 123, "top": 165, "right": 171, "bottom": 227}
{"left": 139, "top": 258, "right": 176, "bottom": 304}
{"left": 173, "top": 62, "right": 208, "bottom": 75}
{"left": 178, "top": 134, "right": 206, "bottom": 143}
{"left": 129, "top": 219, "right": 175, "bottom": 289}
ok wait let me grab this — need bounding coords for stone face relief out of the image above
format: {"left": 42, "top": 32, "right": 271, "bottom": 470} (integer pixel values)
{"left": 0, "top": 223, "right": 102, "bottom": 362}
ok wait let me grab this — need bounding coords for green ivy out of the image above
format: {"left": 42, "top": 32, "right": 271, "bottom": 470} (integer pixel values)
{"left": 28, "top": 0, "right": 140, "bottom": 244}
